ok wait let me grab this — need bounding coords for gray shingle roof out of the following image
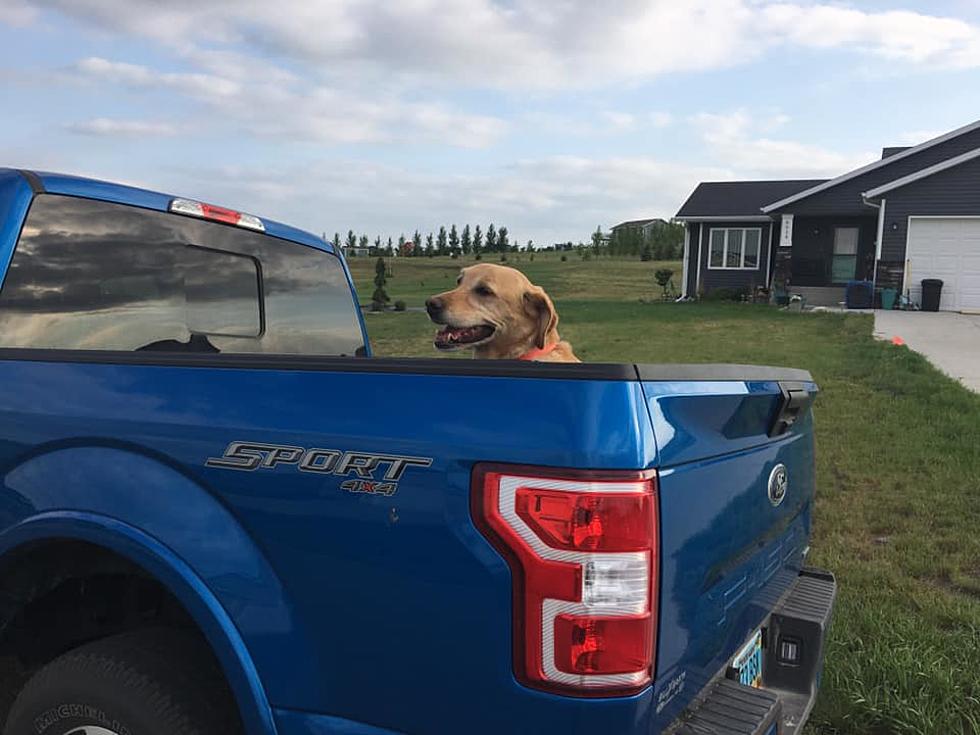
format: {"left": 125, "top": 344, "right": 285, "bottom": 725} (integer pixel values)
{"left": 676, "top": 180, "right": 828, "bottom": 218}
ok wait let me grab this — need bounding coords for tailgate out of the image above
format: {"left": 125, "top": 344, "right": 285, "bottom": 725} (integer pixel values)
{"left": 638, "top": 365, "right": 818, "bottom": 724}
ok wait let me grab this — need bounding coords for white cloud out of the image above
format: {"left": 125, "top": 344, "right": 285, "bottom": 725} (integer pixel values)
{"left": 72, "top": 56, "right": 507, "bottom": 148}
{"left": 75, "top": 57, "right": 240, "bottom": 98}
{"left": 66, "top": 118, "right": 180, "bottom": 137}
{"left": 0, "top": 0, "right": 37, "bottom": 26}
{"left": 761, "top": 4, "right": 980, "bottom": 68}
{"left": 691, "top": 110, "right": 876, "bottom": 177}
{"left": 26, "top": 1, "right": 980, "bottom": 91}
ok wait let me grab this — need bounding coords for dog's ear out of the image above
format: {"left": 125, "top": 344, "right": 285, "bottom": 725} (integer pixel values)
{"left": 524, "top": 286, "right": 558, "bottom": 349}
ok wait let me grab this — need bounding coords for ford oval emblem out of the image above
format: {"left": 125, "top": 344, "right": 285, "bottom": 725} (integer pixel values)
{"left": 768, "top": 464, "right": 788, "bottom": 507}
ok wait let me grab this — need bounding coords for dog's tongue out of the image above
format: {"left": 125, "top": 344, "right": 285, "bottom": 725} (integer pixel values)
{"left": 435, "top": 325, "right": 493, "bottom": 347}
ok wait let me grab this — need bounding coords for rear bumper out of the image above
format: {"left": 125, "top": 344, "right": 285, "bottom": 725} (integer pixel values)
{"left": 668, "top": 567, "right": 837, "bottom": 735}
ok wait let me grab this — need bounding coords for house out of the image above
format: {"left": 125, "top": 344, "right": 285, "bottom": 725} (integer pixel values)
{"left": 611, "top": 218, "right": 668, "bottom": 240}
{"left": 676, "top": 118, "right": 980, "bottom": 310}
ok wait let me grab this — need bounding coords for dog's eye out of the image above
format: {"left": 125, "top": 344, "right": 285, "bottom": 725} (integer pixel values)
{"left": 474, "top": 285, "right": 494, "bottom": 297}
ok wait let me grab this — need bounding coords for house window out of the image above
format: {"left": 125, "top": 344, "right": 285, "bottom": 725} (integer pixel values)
{"left": 708, "top": 228, "right": 762, "bottom": 270}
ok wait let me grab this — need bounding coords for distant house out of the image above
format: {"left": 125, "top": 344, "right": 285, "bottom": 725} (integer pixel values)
{"left": 611, "top": 218, "right": 668, "bottom": 239}
{"left": 675, "top": 118, "right": 980, "bottom": 310}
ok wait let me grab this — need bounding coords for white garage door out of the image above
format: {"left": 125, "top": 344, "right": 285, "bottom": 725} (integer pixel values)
{"left": 907, "top": 218, "right": 980, "bottom": 312}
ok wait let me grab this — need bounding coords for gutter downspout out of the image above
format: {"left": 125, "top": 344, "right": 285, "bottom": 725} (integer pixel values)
{"left": 864, "top": 195, "right": 886, "bottom": 307}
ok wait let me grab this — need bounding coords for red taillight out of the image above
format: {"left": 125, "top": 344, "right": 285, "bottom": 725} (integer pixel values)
{"left": 169, "top": 198, "right": 265, "bottom": 232}
{"left": 515, "top": 488, "right": 653, "bottom": 552}
{"left": 472, "top": 465, "right": 657, "bottom": 697}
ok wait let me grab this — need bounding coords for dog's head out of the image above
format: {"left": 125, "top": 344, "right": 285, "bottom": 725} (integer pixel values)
{"left": 425, "top": 263, "right": 558, "bottom": 358}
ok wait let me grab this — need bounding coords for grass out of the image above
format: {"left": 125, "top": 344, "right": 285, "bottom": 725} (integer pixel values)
{"left": 351, "top": 256, "right": 980, "bottom": 735}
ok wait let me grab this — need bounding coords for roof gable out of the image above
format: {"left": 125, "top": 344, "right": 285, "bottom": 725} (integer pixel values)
{"left": 676, "top": 180, "right": 826, "bottom": 219}
{"left": 762, "top": 117, "right": 980, "bottom": 212}
{"left": 865, "top": 146, "right": 980, "bottom": 198}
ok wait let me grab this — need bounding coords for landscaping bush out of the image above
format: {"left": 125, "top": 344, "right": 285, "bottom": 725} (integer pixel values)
{"left": 560, "top": 255, "right": 567, "bottom": 262}
{"left": 394, "top": 300, "right": 406, "bottom": 311}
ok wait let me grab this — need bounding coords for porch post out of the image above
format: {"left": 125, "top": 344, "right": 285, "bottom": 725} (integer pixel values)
{"left": 771, "top": 214, "right": 794, "bottom": 298}
{"left": 681, "top": 223, "right": 690, "bottom": 298}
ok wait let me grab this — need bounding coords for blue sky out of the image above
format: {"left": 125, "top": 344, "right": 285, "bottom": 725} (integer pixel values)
{"left": 3, "top": 1, "right": 980, "bottom": 246}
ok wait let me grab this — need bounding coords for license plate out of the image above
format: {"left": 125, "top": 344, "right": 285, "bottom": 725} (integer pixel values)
{"left": 732, "top": 629, "right": 763, "bottom": 688}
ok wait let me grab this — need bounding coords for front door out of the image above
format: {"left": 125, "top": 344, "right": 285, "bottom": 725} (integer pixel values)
{"left": 831, "top": 227, "right": 859, "bottom": 283}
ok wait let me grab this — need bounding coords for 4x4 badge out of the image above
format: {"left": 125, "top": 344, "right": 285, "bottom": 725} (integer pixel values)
{"left": 768, "top": 464, "right": 788, "bottom": 507}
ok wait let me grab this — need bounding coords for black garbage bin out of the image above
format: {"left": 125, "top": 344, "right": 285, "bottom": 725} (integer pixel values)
{"left": 921, "top": 278, "right": 943, "bottom": 312}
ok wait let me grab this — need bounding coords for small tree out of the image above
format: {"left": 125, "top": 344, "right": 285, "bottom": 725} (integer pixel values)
{"left": 412, "top": 229, "right": 422, "bottom": 257}
{"left": 655, "top": 268, "right": 674, "bottom": 300}
{"left": 346, "top": 230, "right": 357, "bottom": 251}
{"left": 592, "top": 226, "right": 603, "bottom": 253}
{"left": 385, "top": 237, "right": 394, "bottom": 257}
{"left": 498, "top": 226, "right": 509, "bottom": 252}
{"left": 449, "top": 224, "right": 460, "bottom": 256}
{"left": 461, "top": 224, "right": 472, "bottom": 255}
{"left": 372, "top": 256, "right": 390, "bottom": 309}
{"left": 486, "top": 223, "right": 498, "bottom": 252}
{"left": 641, "top": 243, "right": 653, "bottom": 261}
{"left": 334, "top": 232, "right": 342, "bottom": 251}
{"left": 436, "top": 226, "right": 448, "bottom": 255}
{"left": 473, "top": 225, "right": 483, "bottom": 255}
{"left": 425, "top": 233, "right": 435, "bottom": 257}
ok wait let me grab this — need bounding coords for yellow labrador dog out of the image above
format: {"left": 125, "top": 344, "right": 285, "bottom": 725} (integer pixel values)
{"left": 425, "top": 263, "right": 579, "bottom": 362}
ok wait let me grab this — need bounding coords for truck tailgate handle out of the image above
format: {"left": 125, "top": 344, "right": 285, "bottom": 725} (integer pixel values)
{"left": 769, "top": 382, "right": 812, "bottom": 437}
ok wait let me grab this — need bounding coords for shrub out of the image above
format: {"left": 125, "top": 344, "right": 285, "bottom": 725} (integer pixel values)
{"left": 581, "top": 251, "right": 592, "bottom": 261}
{"left": 560, "top": 255, "right": 567, "bottom": 262}
{"left": 370, "top": 301, "right": 385, "bottom": 312}
{"left": 641, "top": 244, "right": 653, "bottom": 261}
{"left": 475, "top": 253, "right": 483, "bottom": 260}
{"left": 450, "top": 252, "right": 459, "bottom": 259}
{"left": 394, "top": 300, "right": 406, "bottom": 311}
{"left": 500, "top": 253, "right": 508, "bottom": 262}
{"left": 654, "top": 268, "right": 674, "bottom": 287}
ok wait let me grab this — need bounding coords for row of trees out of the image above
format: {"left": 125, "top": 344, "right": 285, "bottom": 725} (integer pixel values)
{"left": 591, "top": 220, "right": 685, "bottom": 261}
{"left": 336, "top": 224, "right": 528, "bottom": 258}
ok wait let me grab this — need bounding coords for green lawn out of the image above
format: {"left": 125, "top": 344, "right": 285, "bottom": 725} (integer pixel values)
{"left": 351, "top": 256, "right": 980, "bottom": 734}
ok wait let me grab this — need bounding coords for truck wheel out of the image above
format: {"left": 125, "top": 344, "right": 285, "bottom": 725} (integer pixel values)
{"left": 4, "top": 628, "right": 241, "bottom": 735}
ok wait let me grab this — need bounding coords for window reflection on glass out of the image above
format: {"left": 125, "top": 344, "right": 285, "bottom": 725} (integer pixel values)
{"left": 0, "top": 195, "right": 364, "bottom": 356}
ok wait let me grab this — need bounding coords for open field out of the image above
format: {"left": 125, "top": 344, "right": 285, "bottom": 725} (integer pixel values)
{"left": 351, "top": 256, "right": 980, "bottom": 735}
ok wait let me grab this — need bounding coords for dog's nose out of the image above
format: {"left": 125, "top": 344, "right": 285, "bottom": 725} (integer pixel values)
{"left": 425, "top": 297, "right": 443, "bottom": 317}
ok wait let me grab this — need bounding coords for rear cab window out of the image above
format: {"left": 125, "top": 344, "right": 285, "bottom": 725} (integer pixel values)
{"left": 0, "top": 195, "right": 365, "bottom": 356}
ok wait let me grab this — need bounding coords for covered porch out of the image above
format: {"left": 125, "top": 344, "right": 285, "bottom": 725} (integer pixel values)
{"left": 771, "top": 214, "right": 879, "bottom": 303}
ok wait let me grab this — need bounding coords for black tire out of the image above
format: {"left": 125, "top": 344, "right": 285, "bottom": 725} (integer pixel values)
{"left": 4, "top": 628, "right": 241, "bottom": 735}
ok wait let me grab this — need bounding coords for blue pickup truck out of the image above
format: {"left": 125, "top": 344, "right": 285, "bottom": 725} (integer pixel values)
{"left": 0, "top": 168, "right": 835, "bottom": 735}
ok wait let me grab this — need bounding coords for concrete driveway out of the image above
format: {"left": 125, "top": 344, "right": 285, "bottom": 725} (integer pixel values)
{"left": 874, "top": 311, "right": 980, "bottom": 392}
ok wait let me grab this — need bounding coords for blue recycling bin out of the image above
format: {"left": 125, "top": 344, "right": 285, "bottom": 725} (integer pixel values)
{"left": 845, "top": 280, "right": 874, "bottom": 309}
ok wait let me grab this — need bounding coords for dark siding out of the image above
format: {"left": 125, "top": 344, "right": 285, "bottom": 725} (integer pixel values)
{"left": 694, "top": 221, "right": 773, "bottom": 294}
{"left": 769, "top": 126, "right": 980, "bottom": 216}
{"left": 790, "top": 216, "right": 877, "bottom": 286}
{"left": 879, "top": 154, "right": 980, "bottom": 261}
